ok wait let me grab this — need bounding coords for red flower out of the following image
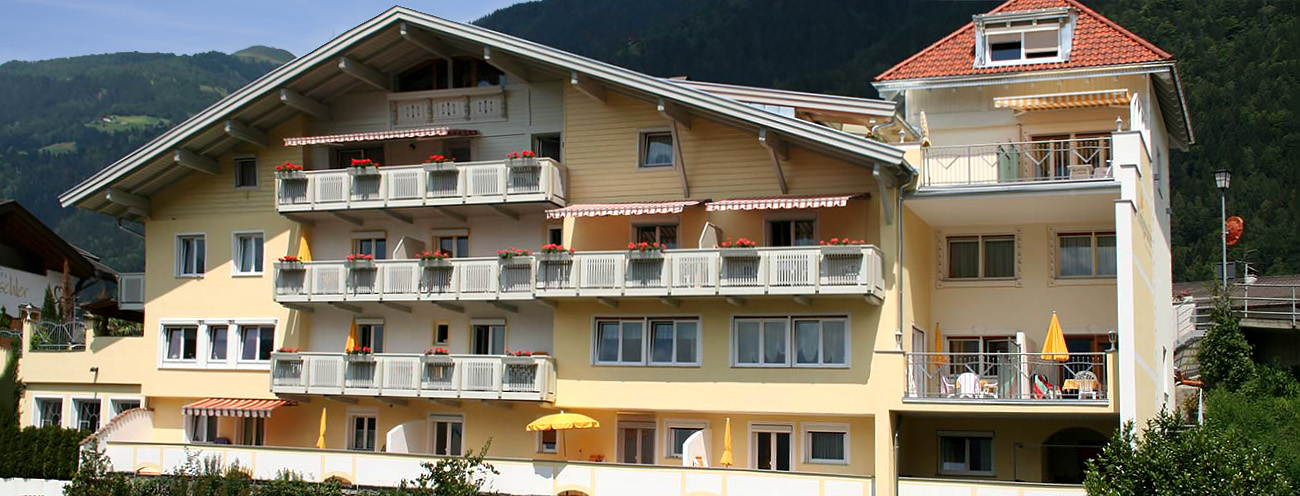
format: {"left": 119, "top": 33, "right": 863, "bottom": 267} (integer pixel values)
{"left": 520, "top": 150, "right": 536, "bottom": 158}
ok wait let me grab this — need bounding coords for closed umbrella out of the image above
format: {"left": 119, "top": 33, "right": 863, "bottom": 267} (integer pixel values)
{"left": 345, "top": 317, "right": 358, "bottom": 353}
{"left": 316, "top": 407, "right": 327, "bottom": 449}
{"left": 1041, "top": 312, "right": 1069, "bottom": 362}
{"left": 719, "top": 418, "right": 734, "bottom": 467}
{"left": 297, "top": 227, "right": 312, "bottom": 261}
{"left": 526, "top": 411, "right": 599, "bottom": 459}
{"left": 933, "top": 322, "right": 946, "bottom": 363}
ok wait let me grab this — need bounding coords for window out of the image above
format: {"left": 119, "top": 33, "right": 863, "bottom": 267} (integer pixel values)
{"left": 232, "top": 232, "right": 264, "bottom": 275}
{"left": 239, "top": 417, "right": 265, "bottom": 446}
{"left": 735, "top": 317, "right": 849, "bottom": 368}
{"left": 397, "top": 58, "right": 505, "bottom": 91}
{"left": 432, "top": 231, "right": 470, "bottom": 258}
{"left": 349, "top": 413, "right": 378, "bottom": 451}
{"left": 208, "top": 325, "right": 228, "bottom": 361}
{"left": 353, "top": 235, "right": 388, "bottom": 260}
{"left": 947, "top": 235, "right": 1015, "bottom": 280}
{"left": 1058, "top": 232, "right": 1117, "bottom": 278}
{"left": 537, "top": 429, "right": 558, "bottom": 454}
{"left": 188, "top": 414, "right": 218, "bottom": 443}
{"left": 977, "top": 14, "right": 1068, "bottom": 66}
{"left": 444, "top": 139, "right": 473, "bottom": 162}
{"left": 430, "top": 416, "right": 464, "bottom": 456}
{"left": 666, "top": 421, "right": 707, "bottom": 458}
{"left": 36, "top": 398, "right": 62, "bottom": 428}
{"left": 595, "top": 318, "right": 699, "bottom": 366}
{"left": 768, "top": 219, "right": 817, "bottom": 247}
{"left": 111, "top": 399, "right": 141, "bottom": 416}
{"left": 638, "top": 130, "right": 674, "bottom": 168}
{"left": 434, "top": 322, "right": 450, "bottom": 346}
{"left": 472, "top": 323, "right": 505, "bottom": 355}
{"left": 234, "top": 157, "right": 258, "bottom": 189}
{"left": 452, "top": 58, "right": 505, "bottom": 88}
{"left": 752, "top": 424, "right": 793, "bottom": 471}
{"left": 805, "top": 424, "right": 849, "bottom": 464}
{"left": 358, "top": 322, "right": 384, "bottom": 353}
{"left": 176, "top": 235, "right": 206, "bottom": 276}
{"left": 165, "top": 326, "right": 198, "bottom": 360}
{"left": 939, "top": 432, "right": 994, "bottom": 476}
{"left": 547, "top": 225, "right": 564, "bottom": 247}
{"left": 239, "top": 325, "right": 275, "bottom": 362}
{"left": 333, "top": 147, "right": 383, "bottom": 170}
{"left": 618, "top": 421, "right": 656, "bottom": 464}
{"left": 534, "top": 133, "right": 562, "bottom": 161}
{"left": 634, "top": 224, "right": 678, "bottom": 248}
{"left": 947, "top": 336, "right": 1018, "bottom": 376}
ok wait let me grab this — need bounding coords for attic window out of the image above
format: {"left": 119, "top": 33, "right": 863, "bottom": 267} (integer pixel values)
{"left": 975, "top": 9, "right": 1074, "bottom": 67}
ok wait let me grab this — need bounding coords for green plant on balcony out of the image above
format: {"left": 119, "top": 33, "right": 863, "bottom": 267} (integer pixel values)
{"left": 536, "top": 243, "right": 574, "bottom": 261}
{"left": 417, "top": 250, "right": 452, "bottom": 268}
{"left": 506, "top": 150, "right": 537, "bottom": 167}
{"left": 627, "top": 241, "right": 666, "bottom": 259}
{"left": 275, "top": 161, "right": 304, "bottom": 179}
{"left": 719, "top": 237, "right": 759, "bottom": 258}
{"left": 275, "top": 255, "right": 305, "bottom": 270}
{"left": 347, "top": 157, "right": 381, "bottom": 176}
{"left": 496, "top": 247, "right": 532, "bottom": 262}
{"left": 820, "top": 237, "right": 866, "bottom": 255}
{"left": 345, "top": 253, "right": 375, "bottom": 269}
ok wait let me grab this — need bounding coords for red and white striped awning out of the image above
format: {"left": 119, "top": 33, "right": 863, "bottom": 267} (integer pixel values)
{"left": 284, "top": 126, "right": 479, "bottom": 146}
{"left": 705, "top": 194, "right": 857, "bottom": 212}
{"left": 182, "top": 398, "right": 293, "bottom": 418}
{"left": 993, "top": 89, "right": 1131, "bottom": 113}
{"left": 546, "top": 200, "right": 705, "bottom": 219}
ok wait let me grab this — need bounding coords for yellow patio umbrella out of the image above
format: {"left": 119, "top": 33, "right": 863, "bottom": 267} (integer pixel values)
{"left": 1041, "top": 312, "right": 1070, "bottom": 362}
{"left": 933, "top": 322, "right": 946, "bottom": 363}
{"left": 719, "top": 417, "right": 734, "bottom": 467}
{"left": 296, "top": 227, "right": 313, "bottom": 262}
{"left": 315, "top": 407, "right": 327, "bottom": 449}
{"left": 344, "top": 317, "right": 358, "bottom": 353}
{"left": 527, "top": 411, "right": 599, "bottom": 459}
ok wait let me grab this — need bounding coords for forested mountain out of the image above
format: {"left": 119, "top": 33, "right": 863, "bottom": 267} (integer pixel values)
{"left": 480, "top": 0, "right": 1300, "bottom": 283}
{"left": 1, "top": 1, "right": 1295, "bottom": 282}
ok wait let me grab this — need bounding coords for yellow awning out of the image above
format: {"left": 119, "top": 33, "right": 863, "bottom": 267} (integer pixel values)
{"left": 526, "top": 412, "right": 600, "bottom": 431}
{"left": 1041, "top": 312, "right": 1070, "bottom": 362}
{"left": 994, "top": 89, "right": 1131, "bottom": 113}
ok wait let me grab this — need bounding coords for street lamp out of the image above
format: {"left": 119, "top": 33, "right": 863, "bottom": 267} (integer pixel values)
{"left": 1215, "top": 169, "right": 1232, "bottom": 288}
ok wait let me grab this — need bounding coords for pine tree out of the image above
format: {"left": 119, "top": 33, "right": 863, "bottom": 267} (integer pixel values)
{"left": 1198, "top": 287, "right": 1255, "bottom": 390}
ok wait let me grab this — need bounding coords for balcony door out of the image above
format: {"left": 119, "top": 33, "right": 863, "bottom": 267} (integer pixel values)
{"left": 333, "top": 146, "right": 384, "bottom": 170}
{"left": 753, "top": 424, "right": 793, "bottom": 471}
{"left": 618, "top": 421, "right": 656, "bottom": 464}
{"left": 472, "top": 323, "right": 506, "bottom": 355}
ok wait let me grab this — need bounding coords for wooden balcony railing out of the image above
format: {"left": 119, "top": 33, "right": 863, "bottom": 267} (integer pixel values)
{"left": 270, "top": 352, "right": 555, "bottom": 402}
{"left": 276, "top": 157, "right": 566, "bottom": 212}
{"left": 921, "top": 136, "right": 1114, "bottom": 188}
{"left": 388, "top": 85, "right": 506, "bottom": 128}
{"left": 273, "top": 246, "right": 885, "bottom": 303}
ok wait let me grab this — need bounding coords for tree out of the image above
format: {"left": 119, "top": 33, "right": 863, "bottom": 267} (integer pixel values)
{"left": 1085, "top": 412, "right": 1292, "bottom": 495}
{"left": 1197, "top": 289, "right": 1254, "bottom": 390}
{"left": 396, "top": 441, "right": 498, "bottom": 496}
{"left": 40, "top": 286, "right": 61, "bottom": 322}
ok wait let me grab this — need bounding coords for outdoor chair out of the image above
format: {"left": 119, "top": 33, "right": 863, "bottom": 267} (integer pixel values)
{"left": 1075, "top": 370, "right": 1100, "bottom": 400}
{"left": 957, "top": 372, "right": 983, "bottom": 398}
{"left": 940, "top": 374, "right": 956, "bottom": 397}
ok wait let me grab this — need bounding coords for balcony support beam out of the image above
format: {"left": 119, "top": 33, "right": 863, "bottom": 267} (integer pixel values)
{"left": 282, "top": 303, "right": 315, "bottom": 314}
{"left": 535, "top": 299, "right": 558, "bottom": 309}
{"left": 428, "top": 398, "right": 462, "bottom": 408}
{"left": 866, "top": 294, "right": 884, "bottom": 306}
{"left": 570, "top": 72, "right": 606, "bottom": 102}
{"left": 106, "top": 188, "right": 151, "bottom": 218}
{"left": 659, "top": 297, "right": 680, "bottom": 308}
{"left": 793, "top": 295, "right": 812, "bottom": 306}
{"left": 657, "top": 99, "right": 692, "bottom": 130}
{"left": 275, "top": 393, "right": 313, "bottom": 403}
{"left": 324, "top": 395, "right": 358, "bottom": 404}
{"left": 284, "top": 213, "right": 316, "bottom": 227}
{"left": 759, "top": 129, "right": 789, "bottom": 194}
{"left": 224, "top": 120, "right": 268, "bottom": 148}
{"left": 489, "top": 204, "right": 519, "bottom": 221}
{"left": 329, "top": 211, "right": 364, "bottom": 227}
{"left": 597, "top": 297, "right": 619, "bottom": 308}
{"left": 483, "top": 47, "right": 530, "bottom": 82}
{"left": 434, "top": 302, "right": 465, "bottom": 313}
{"left": 174, "top": 149, "right": 219, "bottom": 175}
{"left": 375, "top": 397, "right": 409, "bottom": 407}
{"left": 435, "top": 207, "right": 468, "bottom": 224}
{"left": 380, "top": 209, "right": 413, "bottom": 225}
{"left": 400, "top": 23, "right": 458, "bottom": 59}
{"left": 489, "top": 301, "right": 518, "bottom": 313}
{"left": 382, "top": 302, "right": 412, "bottom": 313}
{"left": 338, "top": 56, "right": 391, "bottom": 91}
{"left": 725, "top": 297, "right": 745, "bottom": 307}
{"left": 329, "top": 302, "right": 363, "bottom": 314}
{"left": 280, "top": 89, "right": 331, "bottom": 120}
{"left": 480, "top": 400, "right": 514, "bottom": 410}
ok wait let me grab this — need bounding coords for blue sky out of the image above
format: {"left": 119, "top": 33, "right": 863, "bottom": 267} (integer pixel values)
{"left": 0, "top": 0, "right": 525, "bottom": 63}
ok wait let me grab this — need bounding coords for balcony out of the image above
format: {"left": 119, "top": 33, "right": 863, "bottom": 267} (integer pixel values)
{"left": 920, "top": 136, "right": 1113, "bottom": 189}
{"left": 904, "top": 352, "right": 1110, "bottom": 405}
{"left": 273, "top": 246, "right": 885, "bottom": 304}
{"left": 117, "top": 272, "right": 144, "bottom": 311}
{"left": 269, "top": 352, "right": 555, "bottom": 402}
{"left": 388, "top": 85, "right": 506, "bottom": 128}
{"left": 275, "top": 157, "right": 567, "bottom": 213}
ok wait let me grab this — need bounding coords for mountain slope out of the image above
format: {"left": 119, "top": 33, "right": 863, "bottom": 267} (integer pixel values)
{"left": 478, "top": 0, "right": 1300, "bottom": 282}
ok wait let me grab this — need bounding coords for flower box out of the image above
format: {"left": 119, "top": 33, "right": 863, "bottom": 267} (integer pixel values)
{"left": 346, "top": 259, "right": 376, "bottom": 270}
{"left": 535, "top": 252, "right": 573, "bottom": 262}
{"left": 507, "top": 157, "right": 538, "bottom": 168}
{"left": 420, "top": 258, "right": 452, "bottom": 268}
{"left": 274, "top": 261, "right": 305, "bottom": 270}
{"left": 502, "top": 355, "right": 538, "bottom": 366}
{"left": 348, "top": 166, "right": 380, "bottom": 176}
{"left": 271, "top": 352, "right": 302, "bottom": 361}
{"left": 820, "top": 245, "right": 863, "bottom": 256}
{"left": 276, "top": 170, "right": 306, "bottom": 180}
{"left": 719, "top": 248, "right": 760, "bottom": 258}
{"left": 628, "top": 251, "right": 664, "bottom": 260}
{"left": 499, "top": 255, "right": 534, "bottom": 266}
{"left": 422, "top": 354, "right": 454, "bottom": 365}
{"left": 422, "top": 162, "right": 459, "bottom": 173}
{"left": 344, "top": 353, "right": 375, "bottom": 363}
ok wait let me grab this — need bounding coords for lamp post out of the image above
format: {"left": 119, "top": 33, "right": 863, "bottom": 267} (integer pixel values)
{"left": 1215, "top": 169, "right": 1232, "bottom": 288}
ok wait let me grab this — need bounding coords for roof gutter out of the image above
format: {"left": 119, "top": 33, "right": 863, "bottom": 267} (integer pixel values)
{"left": 872, "top": 62, "right": 1178, "bottom": 95}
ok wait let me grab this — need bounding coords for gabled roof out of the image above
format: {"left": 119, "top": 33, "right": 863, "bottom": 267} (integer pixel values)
{"left": 0, "top": 200, "right": 102, "bottom": 278}
{"left": 875, "top": 0, "right": 1173, "bottom": 82}
{"left": 60, "top": 7, "right": 910, "bottom": 216}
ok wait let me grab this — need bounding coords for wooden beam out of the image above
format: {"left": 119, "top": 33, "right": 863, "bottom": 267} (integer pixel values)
{"left": 659, "top": 297, "right": 680, "bottom": 308}
{"left": 224, "top": 120, "right": 268, "bottom": 148}
{"left": 338, "top": 56, "right": 391, "bottom": 91}
{"left": 106, "top": 188, "right": 150, "bottom": 218}
{"left": 329, "top": 211, "right": 364, "bottom": 227}
{"left": 657, "top": 99, "right": 692, "bottom": 130}
{"left": 670, "top": 121, "right": 690, "bottom": 197}
{"left": 488, "top": 301, "right": 518, "bottom": 313}
{"left": 399, "top": 23, "right": 455, "bottom": 58}
{"left": 760, "top": 129, "right": 789, "bottom": 195}
{"left": 489, "top": 204, "right": 519, "bottom": 221}
{"left": 375, "top": 397, "right": 409, "bottom": 407}
{"left": 482, "top": 47, "right": 530, "bottom": 81}
{"left": 324, "top": 395, "right": 358, "bottom": 404}
{"left": 283, "top": 214, "right": 316, "bottom": 227}
{"left": 570, "top": 72, "right": 606, "bottom": 102}
{"left": 380, "top": 209, "right": 413, "bottom": 225}
{"left": 434, "top": 302, "right": 465, "bottom": 313}
{"left": 282, "top": 303, "right": 315, "bottom": 314}
{"left": 382, "top": 302, "right": 412, "bottom": 313}
{"left": 329, "top": 302, "right": 363, "bottom": 314}
{"left": 173, "top": 149, "right": 218, "bottom": 175}
{"left": 428, "top": 398, "right": 462, "bottom": 408}
{"left": 280, "top": 89, "right": 330, "bottom": 120}
{"left": 536, "top": 299, "right": 558, "bottom": 309}
{"left": 435, "top": 207, "right": 467, "bottom": 223}
{"left": 725, "top": 297, "right": 745, "bottom": 307}
{"left": 597, "top": 297, "right": 619, "bottom": 308}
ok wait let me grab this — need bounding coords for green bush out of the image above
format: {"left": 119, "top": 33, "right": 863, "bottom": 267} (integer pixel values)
{"left": 1207, "top": 379, "right": 1300, "bottom": 488}
{"left": 1197, "top": 290, "right": 1255, "bottom": 390}
{"left": 0, "top": 423, "right": 83, "bottom": 479}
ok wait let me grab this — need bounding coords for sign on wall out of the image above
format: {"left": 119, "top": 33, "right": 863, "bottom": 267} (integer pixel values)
{"left": 0, "top": 266, "right": 54, "bottom": 314}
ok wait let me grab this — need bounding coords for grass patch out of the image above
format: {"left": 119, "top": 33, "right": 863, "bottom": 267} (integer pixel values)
{"left": 85, "top": 114, "right": 170, "bottom": 134}
{"left": 38, "top": 141, "right": 76, "bottom": 155}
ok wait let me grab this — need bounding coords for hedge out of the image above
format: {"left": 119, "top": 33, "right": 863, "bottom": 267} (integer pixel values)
{"left": 0, "top": 424, "right": 83, "bottom": 479}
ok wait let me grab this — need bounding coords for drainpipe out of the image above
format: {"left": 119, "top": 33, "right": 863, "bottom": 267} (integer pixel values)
{"left": 895, "top": 177, "right": 906, "bottom": 350}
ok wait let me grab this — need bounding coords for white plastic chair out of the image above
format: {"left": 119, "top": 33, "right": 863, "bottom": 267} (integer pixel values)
{"left": 1075, "top": 370, "right": 1099, "bottom": 400}
{"left": 957, "top": 372, "right": 983, "bottom": 398}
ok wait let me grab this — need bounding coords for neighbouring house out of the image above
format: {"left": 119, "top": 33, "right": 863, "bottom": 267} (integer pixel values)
{"left": 38, "top": 1, "right": 1188, "bottom": 494}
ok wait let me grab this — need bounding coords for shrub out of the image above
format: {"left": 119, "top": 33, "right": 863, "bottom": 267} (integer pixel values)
{"left": 1197, "top": 289, "right": 1255, "bottom": 390}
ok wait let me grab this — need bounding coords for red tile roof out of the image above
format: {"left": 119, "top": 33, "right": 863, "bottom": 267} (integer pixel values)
{"left": 875, "top": 0, "right": 1173, "bottom": 82}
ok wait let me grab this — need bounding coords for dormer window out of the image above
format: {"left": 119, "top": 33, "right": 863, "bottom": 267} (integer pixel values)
{"left": 974, "top": 8, "right": 1075, "bottom": 67}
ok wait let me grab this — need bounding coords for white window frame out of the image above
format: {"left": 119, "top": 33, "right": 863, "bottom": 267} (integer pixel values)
{"left": 33, "top": 396, "right": 64, "bottom": 428}
{"left": 237, "top": 324, "right": 276, "bottom": 364}
{"left": 974, "top": 10, "right": 1073, "bottom": 68}
{"left": 1054, "top": 230, "right": 1118, "bottom": 279}
{"left": 791, "top": 318, "right": 850, "bottom": 367}
{"left": 351, "top": 231, "right": 388, "bottom": 260}
{"left": 470, "top": 318, "right": 506, "bottom": 355}
{"left": 186, "top": 413, "right": 219, "bottom": 444}
{"left": 428, "top": 414, "right": 465, "bottom": 456}
{"left": 943, "top": 234, "right": 1018, "bottom": 281}
{"left": 158, "top": 318, "right": 277, "bottom": 370}
{"left": 355, "top": 318, "right": 384, "bottom": 353}
{"left": 593, "top": 317, "right": 701, "bottom": 367}
{"left": 663, "top": 419, "right": 708, "bottom": 459}
{"left": 431, "top": 228, "right": 470, "bottom": 258}
{"left": 433, "top": 321, "right": 451, "bottom": 346}
{"left": 175, "top": 233, "right": 206, "bottom": 277}
{"left": 803, "top": 422, "right": 850, "bottom": 465}
{"left": 546, "top": 225, "right": 564, "bottom": 247}
{"left": 732, "top": 316, "right": 850, "bottom": 368}
{"left": 637, "top": 127, "right": 675, "bottom": 169}
{"left": 233, "top": 156, "right": 259, "bottom": 190}
{"left": 346, "top": 408, "right": 379, "bottom": 452}
{"left": 938, "top": 431, "right": 995, "bottom": 476}
{"left": 749, "top": 422, "right": 796, "bottom": 472}
{"left": 616, "top": 419, "right": 657, "bottom": 464}
{"left": 231, "top": 230, "right": 265, "bottom": 276}
{"left": 109, "top": 397, "right": 144, "bottom": 416}
{"left": 764, "top": 214, "right": 819, "bottom": 247}
{"left": 208, "top": 324, "right": 231, "bottom": 362}
{"left": 537, "top": 429, "right": 559, "bottom": 454}
{"left": 161, "top": 323, "right": 200, "bottom": 364}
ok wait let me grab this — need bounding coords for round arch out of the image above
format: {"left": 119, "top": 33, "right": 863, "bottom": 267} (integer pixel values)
{"left": 1042, "top": 427, "right": 1108, "bottom": 483}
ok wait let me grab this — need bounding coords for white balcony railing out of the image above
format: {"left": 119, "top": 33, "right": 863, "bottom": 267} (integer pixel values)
{"left": 388, "top": 85, "right": 507, "bottom": 128}
{"left": 276, "top": 157, "right": 567, "bottom": 212}
{"left": 117, "top": 272, "right": 144, "bottom": 311}
{"left": 904, "top": 352, "right": 1110, "bottom": 404}
{"left": 270, "top": 352, "right": 556, "bottom": 402}
{"left": 921, "top": 136, "right": 1114, "bottom": 188}
{"left": 273, "top": 246, "right": 885, "bottom": 303}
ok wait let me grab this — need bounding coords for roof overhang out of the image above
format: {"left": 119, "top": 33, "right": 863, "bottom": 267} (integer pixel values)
{"left": 60, "top": 7, "right": 912, "bottom": 218}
